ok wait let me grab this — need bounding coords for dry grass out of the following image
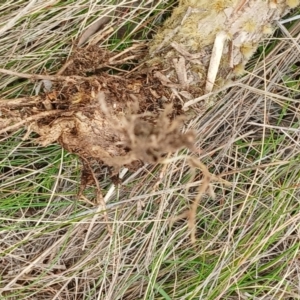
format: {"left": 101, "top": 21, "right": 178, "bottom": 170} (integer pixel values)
{"left": 1, "top": 1, "right": 300, "bottom": 299}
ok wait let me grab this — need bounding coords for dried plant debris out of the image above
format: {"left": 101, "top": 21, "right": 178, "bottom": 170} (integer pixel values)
{"left": 58, "top": 44, "right": 147, "bottom": 75}
{"left": 0, "top": 46, "right": 194, "bottom": 177}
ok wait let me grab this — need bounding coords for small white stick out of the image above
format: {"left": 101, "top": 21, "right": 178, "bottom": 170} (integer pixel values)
{"left": 205, "top": 31, "right": 228, "bottom": 93}
{"left": 279, "top": 15, "right": 300, "bottom": 24}
{"left": 183, "top": 81, "right": 236, "bottom": 111}
{"left": 81, "top": 167, "right": 128, "bottom": 250}
{"left": 104, "top": 167, "right": 128, "bottom": 203}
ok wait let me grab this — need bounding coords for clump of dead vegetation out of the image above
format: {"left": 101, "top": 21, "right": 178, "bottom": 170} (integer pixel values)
{"left": 0, "top": 45, "right": 194, "bottom": 172}
{"left": 0, "top": 44, "right": 203, "bottom": 242}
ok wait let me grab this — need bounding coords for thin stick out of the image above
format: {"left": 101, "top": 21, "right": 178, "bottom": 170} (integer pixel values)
{"left": 279, "top": 15, "right": 300, "bottom": 24}
{"left": 0, "top": 110, "right": 62, "bottom": 135}
{"left": 276, "top": 21, "right": 300, "bottom": 53}
{"left": 205, "top": 31, "right": 228, "bottom": 93}
{"left": 0, "top": 97, "right": 39, "bottom": 108}
{"left": 183, "top": 80, "right": 296, "bottom": 111}
{"left": 0, "top": 68, "right": 83, "bottom": 81}
{"left": 247, "top": 122, "right": 300, "bottom": 132}
{"left": 104, "top": 168, "right": 128, "bottom": 203}
{"left": 56, "top": 59, "right": 74, "bottom": 75}
{"left": 109, "top": 43, "right": 145, "bottom": 62}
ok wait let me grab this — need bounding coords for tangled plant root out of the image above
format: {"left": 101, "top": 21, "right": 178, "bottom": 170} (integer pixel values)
{"left": 167, "top": 157, "right": 230, "bottom": 243}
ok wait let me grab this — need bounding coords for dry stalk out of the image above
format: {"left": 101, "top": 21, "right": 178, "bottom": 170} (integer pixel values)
{"left": 0, "top": 68, "right": 84, "bottom": 82}
{"left": 0, "top": 110, "right": 63, "bottom": 135}
{"left": 166, "top": 156, "right": 229, "bottom": 243}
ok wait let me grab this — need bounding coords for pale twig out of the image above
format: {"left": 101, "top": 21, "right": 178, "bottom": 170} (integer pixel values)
{"left": 173, "top": 56, "right": 188, "bottom": 86}
{"left": 104, "top": 168, "right": 128, "bottom": 203}
{"left": 109, "top": 55, "right": 140, "bottom": 65}
{"left": 183, "top": 80, "right": 296, "bottom": 110}
{"left": 0, "top": 97, "right": 39, "bottom": 108}
{"left": 279, "top": 15, "right": 300, "bottom": 24}
{"left": 182, "top": 82, "right": 235, "bottom": 111}
{"left": 0, "top": 68, "right": 84, "bottom": 82}
{"left": 56, "top": 59, "right": 74, "bottom": 75}
{"left": 109, "top": 43, "right": 146, "bottom": 62}
{"left": 171, "top": 41, "right": 203, "bottom": 60}
{"left": 247, "top": 122, "right": 300, "bottom": 132}
{"left": 0, "top": 110, "right": 62, "bottom": 135}
{"left": 205, "top": 31, "right": 228, "bottom": 93}
{"left": 88, "top": 27, "right": 114, "bottom": 46}
{"left": 78, "top": 16, "right": 111, "bottom": 46}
